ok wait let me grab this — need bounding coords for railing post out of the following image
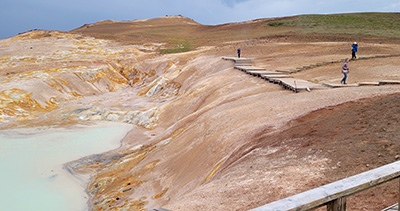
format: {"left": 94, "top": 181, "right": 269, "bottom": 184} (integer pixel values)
{"left": 327, "top": 197, "right": 346, "bottom": 211}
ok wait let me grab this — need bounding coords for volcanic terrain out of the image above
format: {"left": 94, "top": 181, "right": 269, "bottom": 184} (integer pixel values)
{"left": 1, "top": 13, "right": 400, "bottom": 210}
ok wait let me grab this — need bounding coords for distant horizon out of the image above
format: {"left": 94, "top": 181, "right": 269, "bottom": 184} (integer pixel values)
{"left": 3, "top": 11, "right": 399, "bottom": 40}
{"left": 1, "top": 0, "right": 400, "bottom": 39}
{"left": 75, "top": 11, "right": 400, "bottom": 25}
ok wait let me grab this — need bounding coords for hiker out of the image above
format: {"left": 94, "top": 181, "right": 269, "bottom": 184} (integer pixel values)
{"left": 351, "top": 42, "right": 358, "bottom": 59}
{"left": 341, "top": 58, "right": 350, "bottom": 84}
{"left": 237, "top": 48, "right": 241, "bottom": 58}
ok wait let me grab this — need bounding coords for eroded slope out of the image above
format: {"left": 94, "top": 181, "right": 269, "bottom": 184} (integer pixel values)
{"left": 2, "top": 26, "right": 400, "bottom": 211}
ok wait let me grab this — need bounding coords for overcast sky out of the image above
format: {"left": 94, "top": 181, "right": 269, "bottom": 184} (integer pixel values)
{"left": 1, "top": 0, "right": 399, "bottom": 39}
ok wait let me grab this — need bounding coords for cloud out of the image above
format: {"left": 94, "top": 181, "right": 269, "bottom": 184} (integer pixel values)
{"left": 387, "top": 3, "right": 400, "bottom": 9}
{"left": 221, "top": 0, "right": 251, "bottom": 7}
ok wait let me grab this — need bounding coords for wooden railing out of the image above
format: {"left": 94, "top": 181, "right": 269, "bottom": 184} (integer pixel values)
{"left": 249, "top": 160, "right": 400, "bottom": 211}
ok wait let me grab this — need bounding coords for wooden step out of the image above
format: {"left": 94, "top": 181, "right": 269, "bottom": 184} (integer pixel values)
{"left": 278, "top": 78, "right": 323, "bottom": 92}
{"left": 235, "top": 66, "right": 266, "bottom": 72}
{"left": 358, "top": 82, "right": 380, "bottom": 86}
{"left": 249, "top": 71, "right": 285, "bottom": 75}
{"left": 379, "top": 80, "right": 400, "bottom": 85}
{"left": 323, "top": 83, "right": 359, "bottom": 88}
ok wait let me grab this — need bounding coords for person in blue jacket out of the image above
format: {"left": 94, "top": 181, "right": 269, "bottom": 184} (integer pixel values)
{"left": 237, "top": 48, "right": 241, "bottom": 58}
{"left": 351, "top": 42, "right": 358, "bottom": 59}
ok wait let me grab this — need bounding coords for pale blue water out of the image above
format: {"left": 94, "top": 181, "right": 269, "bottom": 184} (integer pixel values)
{"left": 0, "top": 123, "right": 132, "bottom": 211}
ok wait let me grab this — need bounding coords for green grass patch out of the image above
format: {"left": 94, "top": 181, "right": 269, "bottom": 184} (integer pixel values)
{"left": 268, "top": 22, "right": 284, "bottom": 27}
{"left": 269, "top": 13, "right": 400, "bottom": 38}
{"left": 159, "top": 38, "right": 192, "bottom": 54}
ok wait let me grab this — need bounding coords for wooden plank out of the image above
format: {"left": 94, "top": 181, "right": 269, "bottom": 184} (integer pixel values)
{"left": 276, "top": 70, "right": 292, "bottom": 73}
{"left": 380, "top": 80, "right": 400, "bottom": 85}
{"left": 358, "top": 82, "right": 380, "bottom": 86}
{"left": 235, "top": 58, "right": 252, "bottom": 62}
{"left": 235, "top": 63, "right": 253, "bottom": 66}
{"left": 249, "top": 161, "right": 400, "bottom": 211}
{"left": 235, "top": 66, "right": 266, "bottom": 71}
{"left": 262, "top": 75, "right": 293, "bottom": 79}
{"left": 323, "top": 83, "right": 359, "bottom": 88}
{"left": 235, "top": 59, "right": 252, "bottom": 61}
{"left": 278, "top": 78, "right": 320, "bottom": 89}
{"left": 222, "top": 57, "right": 252, "bottom": 64}
{"left": 246, "top": 71, "right": 283, "bottom": 75}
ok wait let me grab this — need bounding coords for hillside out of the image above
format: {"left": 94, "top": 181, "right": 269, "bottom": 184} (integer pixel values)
{"left": 70, "top": 15, "right": 295, "bottom": 53}
{"left": 70, "top": 13, "right": 400, "bottom": 54}
{"left": 1, "top": 12, "right": 400, "bottom": 211}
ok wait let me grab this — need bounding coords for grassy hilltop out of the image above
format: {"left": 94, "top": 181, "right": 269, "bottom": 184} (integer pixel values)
{"left": 268, "top": 13, "right": 400, "bottom": 38}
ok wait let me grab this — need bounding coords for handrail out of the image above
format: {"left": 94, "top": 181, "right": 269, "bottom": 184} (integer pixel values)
{"left": 249, "top": 160, "right": 400, "bottom": 211}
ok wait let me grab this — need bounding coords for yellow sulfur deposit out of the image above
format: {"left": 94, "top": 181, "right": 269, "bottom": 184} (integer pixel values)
{"left": 0, "top": 89, "right": 45, "bottom": 119}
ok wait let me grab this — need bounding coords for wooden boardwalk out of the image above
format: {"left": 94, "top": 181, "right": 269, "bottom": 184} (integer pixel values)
{"left": 223, "top": 57, "right": 327, "bottom": 92}
{"left": 223, "top": 57, "right": 400, "bottom": 93}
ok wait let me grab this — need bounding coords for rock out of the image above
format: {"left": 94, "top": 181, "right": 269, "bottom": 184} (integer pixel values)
{"left": 106, "top": 113, "right": 121, "bottom": 121}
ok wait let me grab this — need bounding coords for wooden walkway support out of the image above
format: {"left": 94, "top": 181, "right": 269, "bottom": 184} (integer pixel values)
{"left": 249, "top": 160, "right": 400, "bottom": 211}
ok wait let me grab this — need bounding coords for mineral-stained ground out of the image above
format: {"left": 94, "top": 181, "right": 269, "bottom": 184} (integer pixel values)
{"left": 2, "top": 15, "right": 400, "bottom": 210}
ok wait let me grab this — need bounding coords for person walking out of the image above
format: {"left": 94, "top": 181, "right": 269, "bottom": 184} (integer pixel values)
{"left": 351, "top": 42, "right": 358, "bottom": 59}
{"left": 237, "top": 48, "right": 241, "bottom": 58}
{"left": 341, "top": 58, "right": 350, "bottom": 84}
